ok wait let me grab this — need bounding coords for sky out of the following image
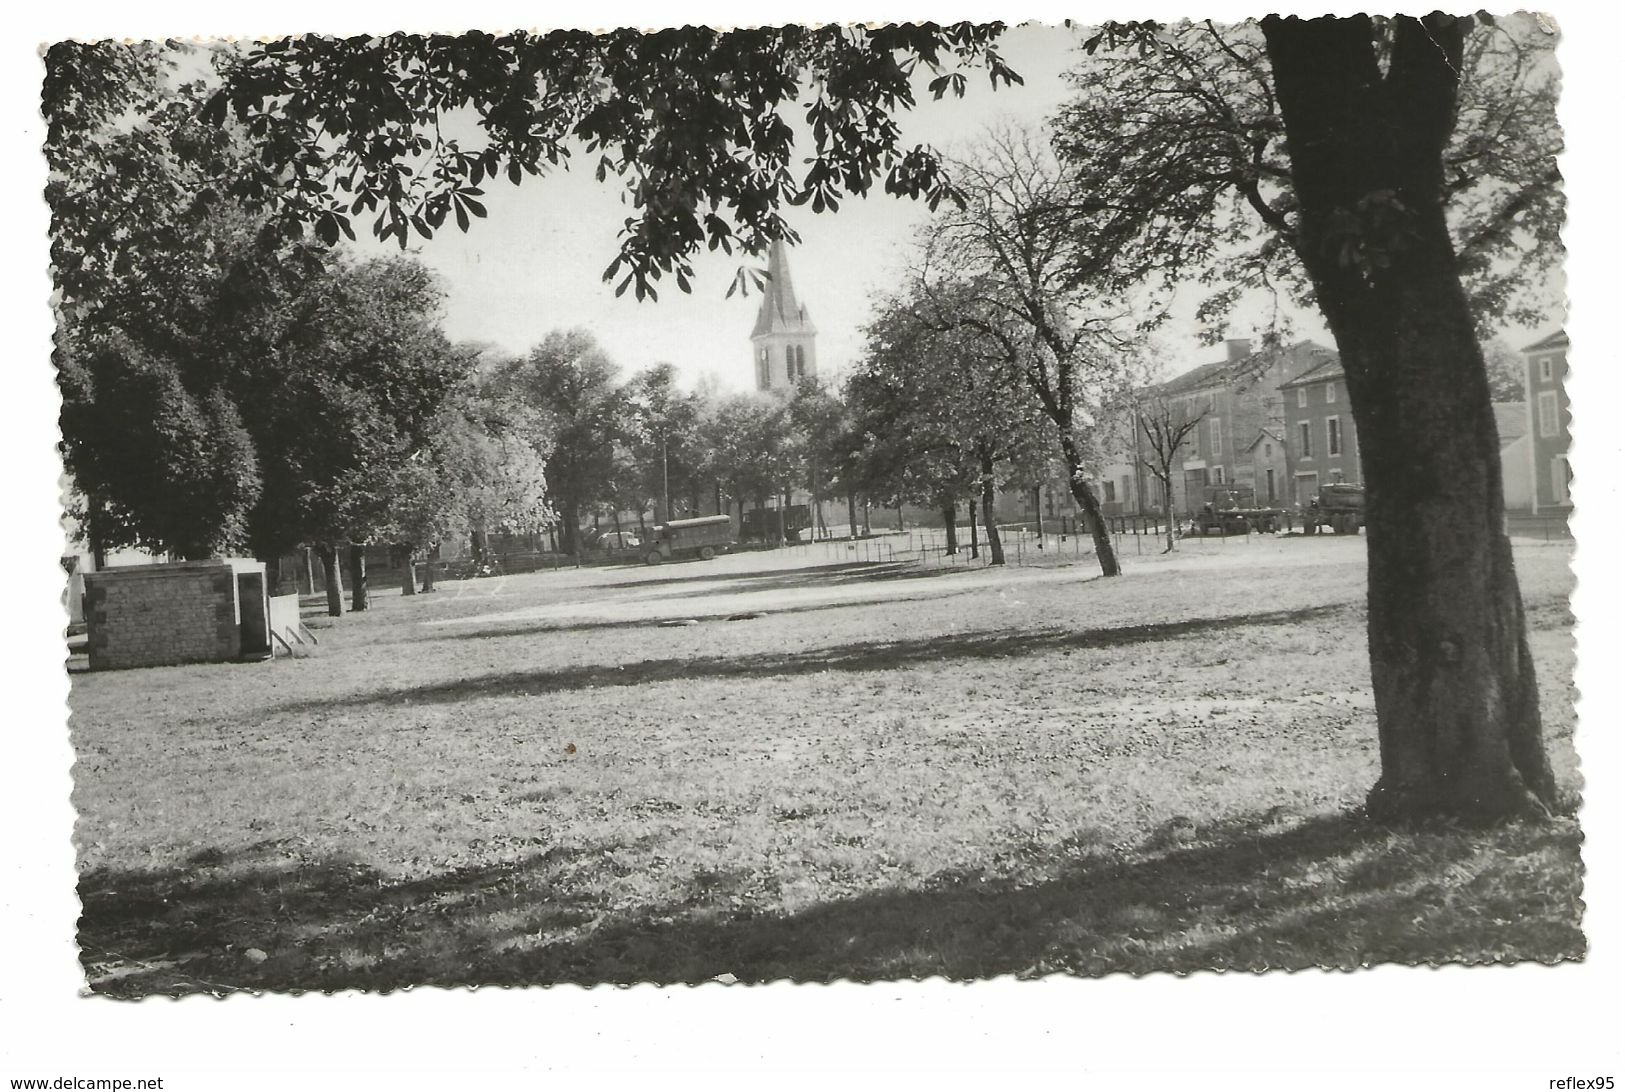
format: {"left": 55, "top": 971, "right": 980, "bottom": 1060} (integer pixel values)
{"left": 341, "top": 23, "right": 1333, "bottom": 392}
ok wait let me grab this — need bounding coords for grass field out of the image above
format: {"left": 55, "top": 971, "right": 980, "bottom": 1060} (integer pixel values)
{"left": 68, "top": 533, "right": 1584, "bottom": 995}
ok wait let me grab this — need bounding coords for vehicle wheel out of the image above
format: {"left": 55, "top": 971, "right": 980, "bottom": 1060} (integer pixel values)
{"left": 698, "top": 545, "right": 716, "bottom": 561}
{"left": 645, "top": 550, "right": 663, "bottom": 565}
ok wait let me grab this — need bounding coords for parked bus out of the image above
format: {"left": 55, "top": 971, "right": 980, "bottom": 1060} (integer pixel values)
{"left": 642, "top": 515, "right": 734, "bottom": 564}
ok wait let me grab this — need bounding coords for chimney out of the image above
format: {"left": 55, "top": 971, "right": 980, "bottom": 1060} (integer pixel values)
{"left": 1225, "top": 338, "right": 1253, "bottom": 363}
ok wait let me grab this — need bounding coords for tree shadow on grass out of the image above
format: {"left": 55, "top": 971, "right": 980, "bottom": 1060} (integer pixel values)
{"left": 602, "top": 560, "right": 945, "bottom": 595}
{"left": 437, "top": 587, "right": 972, "bottom": 643}
{"left": 268, "top": 603, "right": 1352, "bottom": 716}
{"left": 77, "top": 808, "right": 1583, "bottom": 997}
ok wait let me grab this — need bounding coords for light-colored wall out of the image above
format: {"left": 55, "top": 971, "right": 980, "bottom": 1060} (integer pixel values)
{"left": 1500, "top": 433, "right": 1534, "bottom": 511}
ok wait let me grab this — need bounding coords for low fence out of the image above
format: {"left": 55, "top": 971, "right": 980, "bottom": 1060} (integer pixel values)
{"left": 1504, "top": 512, "right": 1572, "bottom": 543}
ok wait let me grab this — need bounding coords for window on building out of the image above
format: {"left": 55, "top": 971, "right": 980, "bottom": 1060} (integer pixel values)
{"left": 1538, "top": 356, "right": 1554, "bottom": 383}
{"left": 1327, "top": 416, "right": 1342, "bottom": 456}
{"left": 1538, "top": 390, "right": 1560, "bottom": 438}
{"left": 1265, "top": 467, "right": 1276, "bottom": 502}
{"left": 1209, "top": 417, "right": 1222, "bottom": 457}
{"left": 1297, "top": 387, "right": 1308, "bottom": 409}
{"left": 1298, "top": 421, "right": 1312, "bottom": 459}
{"left": 1265, "top": 442, "right": 1273, "bottom": 457}
{"left": 1326, "top": 383, "right": 1337, "bottom": 403}
{"left": 1103, "top": 480, "right": 1116, "bottom": 502}
{"left": 1211, "top": 465, "right": 1226, "bottom": 485}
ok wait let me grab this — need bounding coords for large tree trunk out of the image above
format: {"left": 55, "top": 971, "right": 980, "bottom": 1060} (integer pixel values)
{"left": 941, "top": 500, "right": 958, "bottom": 555}
{"left": 980, "top": 450, "right": 1005, "bottom": 565}
{"left": 847, "top": 492, "right": 858, "bottom": 539}
{"left": 86, "top": 496, "right": 110, "bottom": 570}
{"left": 967, "top": 497, "right": 980, "bottom": 559}
{"left": 318, "top": 542, "right": 344, "bottom": 617}
{"left": 559, "top": 497, "right": 582, "bottom": 556}
{"left": 421, "top": 546, "right": 437, "bottom": 593}
{"left": 1031, "top": 485, "right": 1044, "bottom": 548}
{"left": 348, "top": 542, "right": 369, "bottom": 612}
{"left": 1057, "top": 433, "right": 1121, "bottom": 577}
{"left": 399, "top": 545, "right": 416, "bottom": 596}
{"left": 1264, "top": 13, "right": 1555, "bottom": 820}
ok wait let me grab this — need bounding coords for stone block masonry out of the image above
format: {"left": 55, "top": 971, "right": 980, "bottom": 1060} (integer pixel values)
{"left": 82, "top": 559, "right": 267, "bottom": 671}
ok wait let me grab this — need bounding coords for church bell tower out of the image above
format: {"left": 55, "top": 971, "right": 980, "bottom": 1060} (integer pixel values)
{"left": 749, "top": 239, "right": 817, "bottom": 393}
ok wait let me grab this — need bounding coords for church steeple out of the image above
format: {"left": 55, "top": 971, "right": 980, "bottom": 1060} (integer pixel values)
{"left": 749, "top": 239, "right": 817, "bottom": 393}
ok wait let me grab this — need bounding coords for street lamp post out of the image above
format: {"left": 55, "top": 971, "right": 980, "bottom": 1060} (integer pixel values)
{"left": 661, "top": 432, "right": 671, "bottom": 524}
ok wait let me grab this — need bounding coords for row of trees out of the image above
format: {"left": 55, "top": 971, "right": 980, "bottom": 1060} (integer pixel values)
{"left": 478, "top": 335, "right": 842, "bottom": 556}
{"left": 47, "top": 43, "right": 559, "bottom": 616}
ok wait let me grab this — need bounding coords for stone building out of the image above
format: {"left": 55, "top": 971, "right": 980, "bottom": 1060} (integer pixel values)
{"left": 81, "top": 559, "right": 271, "bottom": 670}
{"left": 1279, "top": 353, "right": 1360, "bottom": 507}
{"left": 1132, "top": 339, "right": 1338, "bottom": 515}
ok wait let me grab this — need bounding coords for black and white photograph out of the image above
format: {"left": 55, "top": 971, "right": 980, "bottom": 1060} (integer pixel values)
{"left": 4, "top": 1, "right": 1621, "bottom": 1086}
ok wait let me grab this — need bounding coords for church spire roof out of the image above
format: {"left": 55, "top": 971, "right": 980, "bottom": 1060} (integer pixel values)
{"left": 750, "top": 238, "right": 816, "bottom": 340}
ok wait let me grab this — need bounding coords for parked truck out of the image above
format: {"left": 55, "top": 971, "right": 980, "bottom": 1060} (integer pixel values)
{"left": 740, "top": 504, "right": 811, "bottom": 544}
{"left": 1303, "top": 483, "right": 1365, "bottom": 535}
{"left": 1192, "top": 485, "right": 1283, "bottom": 535}
{"left": 641, "top": 515, "right": 734, "bottom": 564}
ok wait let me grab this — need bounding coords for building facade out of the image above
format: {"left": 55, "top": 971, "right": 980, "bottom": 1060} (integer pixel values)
{"left": 1520, "top": 330, "right": 1571, "bottom": 513}
{"left": 749, "top": 239, "right": 817, "bottom": 393}
{"left": 1279, "top": 356, "right": 1360, "bottom": 506}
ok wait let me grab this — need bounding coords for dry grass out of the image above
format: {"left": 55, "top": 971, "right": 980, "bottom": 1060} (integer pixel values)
{"left": 69, "top": 535, "right": 1583, "bottom": 995}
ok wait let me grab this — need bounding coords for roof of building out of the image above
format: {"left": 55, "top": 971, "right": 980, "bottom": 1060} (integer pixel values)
{"left": 1520, "top": 329, "right": 1568, "bottom": 354}
{"left": 1242, "top": 427, "right": 1284, "bottom": 454}
{"left": 1161, "top": 339, "right": 1337, "bottom": 397}
{"left": 1493, "top": 402, "right": 1528, "bottom": 447}
{"left": 1280, "top": 354, "right": 1347, "bottom": 388}
{"left": 750, "top": 238, "right": 816, "bottom": 340}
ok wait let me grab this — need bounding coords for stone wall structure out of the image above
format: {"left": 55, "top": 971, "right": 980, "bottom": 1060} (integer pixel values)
{"left": 82, "top": 559, "right": 269, "bottom": 671}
